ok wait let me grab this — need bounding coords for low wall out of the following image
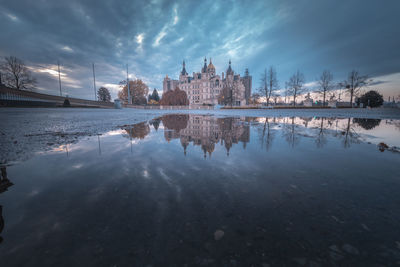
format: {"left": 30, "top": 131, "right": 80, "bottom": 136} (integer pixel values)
{"left": 0, "top": 85, "right": 114, "bottom": 108}
{"left": 122, "top": 104, "right": 213, "bottom": 110}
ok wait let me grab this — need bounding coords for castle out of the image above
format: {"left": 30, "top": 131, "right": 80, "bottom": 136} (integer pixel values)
{"left": 163, "top": 58, "right": 252, "bottom": 106}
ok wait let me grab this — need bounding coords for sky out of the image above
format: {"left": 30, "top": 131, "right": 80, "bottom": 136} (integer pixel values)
{"left": 0, "top": 0, "right": 399, "bottom": 101}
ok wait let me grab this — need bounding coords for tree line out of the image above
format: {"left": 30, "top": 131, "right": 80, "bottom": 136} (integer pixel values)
{"left": 255, "top": 66, "right": 378, "bottom": 107}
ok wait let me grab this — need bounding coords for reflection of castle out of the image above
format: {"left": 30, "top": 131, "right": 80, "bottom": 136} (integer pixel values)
{"left": 162, "top": 115, "right": 250, "bottom": 157}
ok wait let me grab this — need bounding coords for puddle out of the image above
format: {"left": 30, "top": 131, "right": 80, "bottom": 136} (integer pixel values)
{"left": 1, "top": 115, "right": 400, "bottom": 266}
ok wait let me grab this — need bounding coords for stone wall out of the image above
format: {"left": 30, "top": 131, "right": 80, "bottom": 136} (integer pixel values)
{"left": 0, "top": 85, "right": 114, "bottom": 108}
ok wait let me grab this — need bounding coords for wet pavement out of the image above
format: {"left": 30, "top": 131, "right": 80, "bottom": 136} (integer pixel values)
{"left": 0, "top": 114, "right": 400, "bottom": 266}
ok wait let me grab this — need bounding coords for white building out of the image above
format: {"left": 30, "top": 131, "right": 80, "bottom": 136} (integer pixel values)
{"left": 163, "top": 58, "right": 251, "bottom": 106}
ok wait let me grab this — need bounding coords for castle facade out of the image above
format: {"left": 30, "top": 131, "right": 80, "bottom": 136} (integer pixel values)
{"left": 163, "top": 58, "right": 252, "bottom": 106}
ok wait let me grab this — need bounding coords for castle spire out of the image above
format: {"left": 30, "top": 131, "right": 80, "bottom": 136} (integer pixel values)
{"left": 181, "top": 59, "right": 188, "bottom": 75}
{"left": 202, "top": 57, "right": 207, "bottom": 73}
{"left": 226, "top": 59, "right": 233, "bottom": 75}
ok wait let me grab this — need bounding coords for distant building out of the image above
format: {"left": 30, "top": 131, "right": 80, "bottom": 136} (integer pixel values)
{"left": 162, "top": 75, "right": 179, "bottom": 95}
{"left": 242, "top": 68, "right": 252, "bottom": 105}
{"left": 162, "top": 58, "right": 251, "bottom": 106}
{"left": 303, "top": 93, "right": 313, "bottom": 107}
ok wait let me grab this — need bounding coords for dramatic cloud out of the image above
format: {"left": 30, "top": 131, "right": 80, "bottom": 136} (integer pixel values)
{"left": 0, "top": 0, "right": 399, "bottom": 100}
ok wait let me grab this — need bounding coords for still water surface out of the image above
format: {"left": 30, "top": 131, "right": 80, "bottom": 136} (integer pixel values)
{"left": 1, "top": 115, "right": 400, "bottom": 266}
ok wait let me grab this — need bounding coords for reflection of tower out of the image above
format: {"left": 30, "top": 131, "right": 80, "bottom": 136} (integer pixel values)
{"left": 180, "top": 137, "right": 189, "bottom": 156}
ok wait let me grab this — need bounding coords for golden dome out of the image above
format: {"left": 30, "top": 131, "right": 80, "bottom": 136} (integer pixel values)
{"left": 207, "top": 58, "right": 215, "bottom": 69}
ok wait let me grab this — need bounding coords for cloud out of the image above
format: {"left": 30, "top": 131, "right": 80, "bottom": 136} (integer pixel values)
{"left": 136, "top": 33, "right": 144, "bottom": 45}
{"left": 173, "top": 6, "right": 179, "bottom": 25}
{"left": 6, "top": 13, "right": 18, "bottom": 21}
{"left": 153, "top": 27, "right": 167, "bottom": 47}
{"left": 0, "top": 0, "right": 398, "bottom": 100}
{"left": 152, "top": 4, "right": 179, "bottom": 47}
{"left": 61, "top": 46, "right": 74, "bottom": 53}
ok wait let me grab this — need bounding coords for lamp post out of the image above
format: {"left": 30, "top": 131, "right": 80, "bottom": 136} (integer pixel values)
{"left": 126, "top": 64, "right": 131, "bottom": 105}
{"left": 58, "top": 61, "right": 62, "bottom": 96}
{"left": 92, "top": 63, "right": 97, "bottom": 101}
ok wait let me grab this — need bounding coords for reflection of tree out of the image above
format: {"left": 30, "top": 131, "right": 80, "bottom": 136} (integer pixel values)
{"left": 353, "top": 118, "right": 381, "bottom": 130}
{"left": 162, "top": 115, "right": 189, "bottom": 133}
{"left": 0, "top": 167, "right": 13, "bottom": 194}
{"left": 123, "top": 122, "right": 150, "bottom": 140}
{"left": 0, "top": 205, "right": 3, "bottom": 243}
{"left": 301, "top": 117, "right": 312, "bottom": 128}
{"left": 257, "top": 118, "right": 275, "bottom": 150}
{"left": 315, "top": 117, "right": 327, "bottom": 148}
{"left": 149, "top": 119, "right": 161, "bottom": 131}
{"left": 339, "top": 118, "right": 360, "bottom": 148}
{"left": 0, "top": 167, "right": 13, "bottom": 244}
{"left": 282, "top": 117, "right": 300, "bottom": 148}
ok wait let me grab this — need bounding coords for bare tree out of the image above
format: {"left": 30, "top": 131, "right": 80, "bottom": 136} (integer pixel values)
{"left": 316, "top": 70, "right": 334, "bottom": 106}
{"left": 258, "top": 66, "right": 279, "bottom": 106}
{"left": 249, "top": 93, "right": 261, "bottom": 104}
{"left": 272, "top": 93, "right": 280, "bottom": 105}
{"left": 267, "top": 66, "right": 279, "bottom": 106}
{"left": 287, "top": 70, "right": 305, "bottom": 107}
{"left": 0, "top": 56, "right": 37, "bottom": 90}
{"left": 284, "top": 82, "right": 289, "bottom": 104}
{"left": 339, "top": 70, "right": 371, "bottom": 107}
{"left": 258, "top": 69, "right": 268, "bottom": 105}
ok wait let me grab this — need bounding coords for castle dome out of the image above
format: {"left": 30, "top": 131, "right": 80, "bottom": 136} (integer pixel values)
{"left": 207, "top": 58, "right": 215, "bottom": 70}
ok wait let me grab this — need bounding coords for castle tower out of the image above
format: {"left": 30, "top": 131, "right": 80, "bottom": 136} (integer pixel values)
{"left": 181, "top": 60, "right": 188, "bottom": 76}
{"left": 226, "top": 59, "right": 234, "bottom": 76}
{"left": 179, "top": 60, "right": 188, "bottom": 82}
{"left": 207, "top": 58, "right": 216, "bottom": 77}
{"left": 241, "top": 68, "right": 252, "bottom": 104}
{"left": 202, "top": 57, "right": 207, "bottom": 73}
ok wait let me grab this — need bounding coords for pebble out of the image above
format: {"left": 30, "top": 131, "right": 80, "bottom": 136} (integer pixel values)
{"left": 214, "top": 229, "right": 224, "bottom": 241}
{"left": 293, "top": 258, "right": 307, "bottom": 265}
{"left": 361, "top": 223, "right": 370, "bottom": 231}
{"left": 342, "top": 244, "right": 359, "bottom": 255}
{"left": 329, "top": 245, "right": 344, "bottom": 261}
